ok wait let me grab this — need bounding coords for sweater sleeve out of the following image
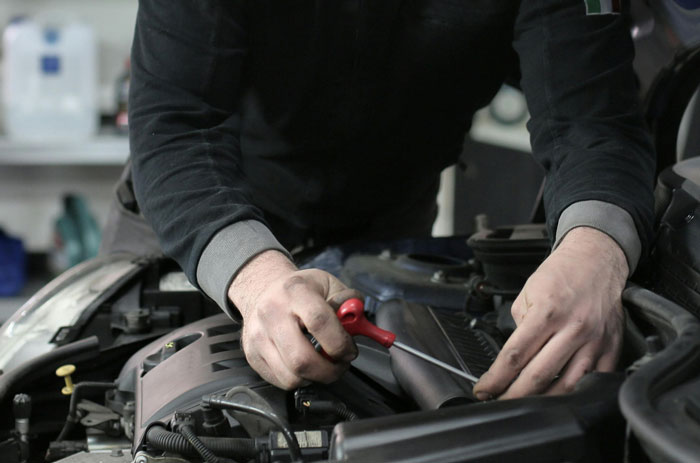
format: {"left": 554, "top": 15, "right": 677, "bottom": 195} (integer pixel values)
{"left": 513, "top": 0, "right": 656, "bottom": 271}
{"left": 129, "top": 0, "right": 289, "bottom": 308}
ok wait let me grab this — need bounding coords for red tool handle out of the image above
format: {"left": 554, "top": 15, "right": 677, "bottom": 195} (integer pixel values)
{"left": 313, "top": 298, "right": 396, "bottom": 361}
{"left": 336, "top": 298, "right": 396, "bottom": 348}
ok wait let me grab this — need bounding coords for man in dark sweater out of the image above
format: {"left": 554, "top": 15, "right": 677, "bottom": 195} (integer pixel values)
{"left": 128, "top": 0, "right": 655, "bottom": 399}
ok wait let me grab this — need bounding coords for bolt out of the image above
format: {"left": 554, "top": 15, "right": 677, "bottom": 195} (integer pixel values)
{"left": 125, "top": 309, "right": 151, "bottom": 334}
{"left": 685, "top": 213, "right": 695, "bottom": 223}
{"left": 645, "top": 335, "right": 663, "bottom": 354}
{"left": 55, "top": 364, "right": 76, "bottom": 396}
{"left": 13, "top": 394, "right": 32, "bottom": 420}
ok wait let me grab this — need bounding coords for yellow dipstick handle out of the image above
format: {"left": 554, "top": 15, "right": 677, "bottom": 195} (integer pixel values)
{"left": 55, "top": 364, "right": 76, "bottom": 396}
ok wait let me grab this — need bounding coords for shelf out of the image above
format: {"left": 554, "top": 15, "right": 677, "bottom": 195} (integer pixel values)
{"left": 0, "top": 133, "right": 129, "bottom": 165}
{"left": 0, "top": 115, "right": 529, "bottom": 165}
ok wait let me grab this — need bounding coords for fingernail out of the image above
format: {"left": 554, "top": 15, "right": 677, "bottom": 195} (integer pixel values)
{"left": 475, "top": 391, "right": 492, "bottom": 401}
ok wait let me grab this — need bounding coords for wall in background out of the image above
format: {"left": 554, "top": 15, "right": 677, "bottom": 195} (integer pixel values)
{"left": 0, "top": 0, "right": 137, "bottom": 251}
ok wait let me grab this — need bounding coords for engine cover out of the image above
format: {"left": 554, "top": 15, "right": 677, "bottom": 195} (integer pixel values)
{"left": 654, "top": 157, "right": 700, "bottom": 317}
{"left": 115, "top": 314, "right": 260, "bottom": 446}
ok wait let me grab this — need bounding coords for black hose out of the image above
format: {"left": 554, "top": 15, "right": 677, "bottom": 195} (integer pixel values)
{"left": 179, "top": 424, "right": 226, "bottom": 463}
{"left": 477, "top": 284, "right": 521, "bottom": 298}
{"left": 56, "top": 382, "right": 116, "bottom": 442}
{"left": 204, "top": 395, "right": 303, "bottom": 462}
{"left": 307, "top": 401, "right": 359, "bottom": 421}
{"left": 0, "top": 337, "right": 100, "bottom": 406}
{"left": 622, "top": 285, "right": 696, "bottom": 345}
{"left": 333, "top": 404, "right": 358, "bottom": 422}
{"left": 145, "top": 425, "right": 256, "bottom": 460}
{"left": 619, "top": 285, "right": 700, "bottom": 463}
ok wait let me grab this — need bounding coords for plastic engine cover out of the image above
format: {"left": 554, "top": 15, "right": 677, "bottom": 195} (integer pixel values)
{"left": 115, "top": 314, "right": 261, "bottom": 447}
{"left": 653, "top": 157, "right": 700, "bottom": 317}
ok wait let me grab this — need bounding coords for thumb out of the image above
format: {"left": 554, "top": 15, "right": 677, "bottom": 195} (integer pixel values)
{"left": 323, "top": 274, "right": 364, "bottom": 309}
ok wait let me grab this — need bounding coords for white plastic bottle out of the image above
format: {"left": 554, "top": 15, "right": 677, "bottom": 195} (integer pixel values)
{"left": 2, "top": 17, "right": 98, "bottom": 142}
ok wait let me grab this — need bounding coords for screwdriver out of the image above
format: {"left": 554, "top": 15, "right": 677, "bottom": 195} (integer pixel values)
{"left": 321, "top": 298, "right": 480, "bottom": 385}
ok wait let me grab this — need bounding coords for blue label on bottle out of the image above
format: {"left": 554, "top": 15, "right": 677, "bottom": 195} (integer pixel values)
{"left": 44, "top": 28, "right": 60, "bottom": 44}
{"left": 41, "top": 55, "right": 61, "bottom": 75}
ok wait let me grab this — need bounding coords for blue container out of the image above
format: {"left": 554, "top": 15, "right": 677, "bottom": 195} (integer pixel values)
{"left": 0, "top": 229, "right": 26, "bottom": 296}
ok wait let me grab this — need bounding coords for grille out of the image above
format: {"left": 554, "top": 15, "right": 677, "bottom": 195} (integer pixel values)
{"left": 432, "top": 310, "right": 499, "bottom": 377}
{"left": 211, "top": 356, "right": 248, "bottom": 372}
{"left": 210, "top": 340, "right": 241, "bottom": 354}
{"left": 207, "top": 324, "right": 240, "bottom": 337}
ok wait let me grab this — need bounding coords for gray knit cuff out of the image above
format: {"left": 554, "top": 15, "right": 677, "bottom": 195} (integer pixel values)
{"left": 554, "top": 200, "right": 641, "bottom": 273}
{"left": 196, "top": 220, "right": 291, "bottom": 319}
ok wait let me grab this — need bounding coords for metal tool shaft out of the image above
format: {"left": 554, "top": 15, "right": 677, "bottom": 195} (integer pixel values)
{"left": 333, "top": 298, "right": 480, "bottom": 384}
{"left": 392, "top": 341, "right": 480, "bottom": 384}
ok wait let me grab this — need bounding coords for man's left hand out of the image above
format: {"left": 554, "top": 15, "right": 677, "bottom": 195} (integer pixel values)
{"left": 473, "top": 226, "right": 628, "bottom": 400}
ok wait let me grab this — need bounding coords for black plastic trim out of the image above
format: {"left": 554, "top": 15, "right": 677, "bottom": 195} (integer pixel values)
{"left": 619, "top": 286, "right": 700, "bottom": 463}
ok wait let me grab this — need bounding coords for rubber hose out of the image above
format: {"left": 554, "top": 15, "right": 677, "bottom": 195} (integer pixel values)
{"left": 0, "top": 337, "right": 100, "bottom": 406}
{"left": 179, "top": 425, "right": 222, "bottom": 463}
{"left": 478, "top": 285, "right": 520, "bottom": 297}
{"left": 204, "top": 396, "right": 302, "bottom": 462}
{"left": 619, "top": 285, "right": 700, "bottom": 463}
{"left": 622, "top": 285, "right": 697, "bottom": 337}
{"left": 146, "top": 425, "right": 256, "bottom": 460}
{"left": 56, "top": 382, "right": 116, "bottom": 442}
{"left": 334, "top": 404, "right": 359, "bottom": 422}
{"left": 308, "top": 401, "right": 359, "bottom": 421}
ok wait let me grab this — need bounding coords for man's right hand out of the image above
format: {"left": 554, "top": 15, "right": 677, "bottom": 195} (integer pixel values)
{"left": 228, "top": 250, "right": 360, "bottom": 389}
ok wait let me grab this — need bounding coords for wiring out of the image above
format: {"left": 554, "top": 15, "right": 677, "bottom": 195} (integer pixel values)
{"left": 203, "top": 395, "right": 303, "bottom": 462}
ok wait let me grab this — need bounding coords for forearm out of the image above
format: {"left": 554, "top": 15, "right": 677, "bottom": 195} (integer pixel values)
{"left": 196, "top": 222, "right": 291, "bottom": 317}
{"left": 514, "top": 0, "right": 656, "bottom": 263}
{"left": 130, "top": 0, "right": 263, "bottom": 287}
{"left": 227, "top": 248, "right": 297, "bottom": 317}
{"left": 556, "top": 226, "right": 629, "bottom": 282}
{"left": 555, "top": 201, "right": 639, "bottom": 273}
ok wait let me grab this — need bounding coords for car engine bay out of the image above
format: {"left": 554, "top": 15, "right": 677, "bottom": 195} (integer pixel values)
{"left": 1, "top": 158, "right": 700, "bottom": 463}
